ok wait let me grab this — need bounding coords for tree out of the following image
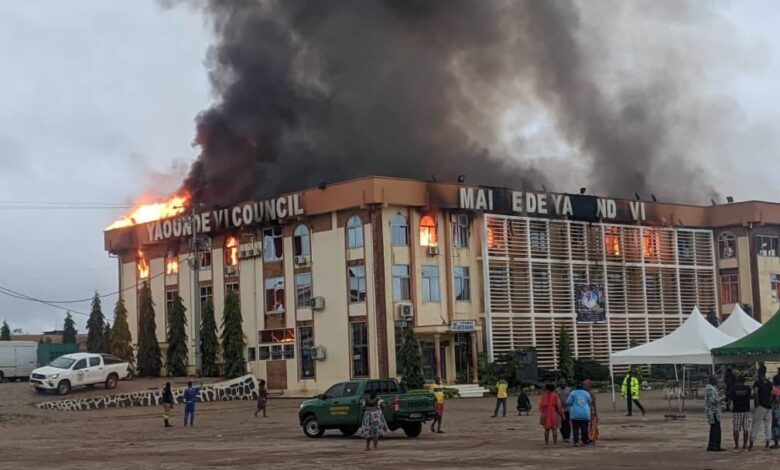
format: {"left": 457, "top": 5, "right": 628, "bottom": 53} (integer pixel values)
{"left": 136, "top": 282, "right": 162, "bottom": 377}
{"left": 103, "top": 322, "right": 111, "bottom": 353}
{"left": 742, "top": 303, "right": 754, "bottom": 319}
{"left": 166, "top": 294, "right": 189, "bottom": 377}
{"left": 200, "top": 299, "right": 220, "bottom": 377}
{"left": 398, "top": 325, "right": 425, "bottom": 389}
{"left": 86, "top": 292, "right": 106, "bottom": 353}
{"left": 1, "top": 320, "right": 10, "bottom": 341}
{"left": 62, "top": 312, "right": 77, "bottom": 344}
{"left": 221, "top": 290, "right": 246, "bottom": 379}
{"left": 557, "top": 327, "right": 574, "bottom": 381}
{"left": 706, "top": 309, "right": 719, "bottom": 327}
{"left": 109, "top": 298, "right": 134, "bottom": 363}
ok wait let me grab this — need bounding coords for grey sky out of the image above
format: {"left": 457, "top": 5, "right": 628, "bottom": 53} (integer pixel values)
{"left": 0, "top": 1, "right": 778, "bottom": 333}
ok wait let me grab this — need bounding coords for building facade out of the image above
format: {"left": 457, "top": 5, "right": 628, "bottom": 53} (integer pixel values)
{"left": 104, "top": 177, "right": 780, "bottom": 392}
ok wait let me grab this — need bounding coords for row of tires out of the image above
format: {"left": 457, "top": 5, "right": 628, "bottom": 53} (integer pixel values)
{"left": 301, "top": 415, "right": 423, "bottom": 439}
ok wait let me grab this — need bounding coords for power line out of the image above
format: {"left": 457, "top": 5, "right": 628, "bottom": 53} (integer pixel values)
{"left": 0, "top": 286, "right": 89, "bottom": 316}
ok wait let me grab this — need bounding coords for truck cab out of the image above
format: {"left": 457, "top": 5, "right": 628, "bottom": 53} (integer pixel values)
{"left": 298, "top": 378, "right": 437, "bottom": 438}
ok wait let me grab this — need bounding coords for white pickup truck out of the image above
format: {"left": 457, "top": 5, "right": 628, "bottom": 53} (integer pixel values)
{"left": 29, "top": 352, "right": 130, "bottom": 395}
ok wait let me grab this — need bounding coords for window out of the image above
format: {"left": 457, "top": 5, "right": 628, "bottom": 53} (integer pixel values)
{"left": 604, "top": 228, "right": 620, "bottom": 256}
{"left": 719, "top": 268, "right": 740, "bottom": 304}
{"left": 349, "top": 265, "right": 367, "bottom": 303}
{"left": 454, "top": 266, "right": 471, "bottom": 301}
{"left": 772, "top": 274, "right": 779, "bottom": 303}
{"left": 73, "top": 359, "right": 87, "bottom": 370}
{"left": 226, "top": 282, "right": 239, "bottom": 294}
{"left": 343, "top": 382, "right": 359, "bottom": 396}
{"left": 392, "top": 265, "right": 411, "bottom": 301}
{"left": 247, "top": 347, "right": 256, "bottom": 361}
{"left": 351, "top": 322, "right": 369, "bottom": 377}
{"left": 198, "top": 238, "right": 212, "bottom": 269}
{"left": 225, "top": 236, "right": 239, "bottom": 266}
{"left": 347, "top": 216, "right": 364, "bottom": 248}
{"left": 756, "top": 235, "right": 779, "bottom": 257}
{"left": 453, "top": 214, "right": 470, "bottom": 248}
{"left": 324, "top": 383, "right": 345, "bottom": 399}
{"left": 294, "top": 225, "right": 311, "bottom": 257}
{"left": 642, "top": 229, "right": 659, "bottom": 258}
{"left": 263, "top": 344, "right": 295, "bottom": 360}
{"left": 265, "top": 277, "right": 285, "bottom": 313}
{"left": 258, "top": 329, "right": 295, "bottom": 361}
{"left": 263, "top": 226, "right": 283, "bottom": 261}
{"left": 718, "top": 233, "right": 736, "bottom": 259}
{"left": 199, "top": 285, "right": 213, "bottom": 310}
{"left": 420, "top": 215, "right": 438, "bottom": 247}
{"left": 390, "top": 214, "right": 409, "bottom": 246}
{"left": 295, "top": 273, "right": 312, "bottom": 308}
{"left": 298, "top": 326, "right": 315, "bottom": 379}
{"left": 530, "top": 226, "right": 549, "bottom": 252}
{"left": 101, "top": 354, "right": 122, "bottom": 365}
{"left": 89, "top": 357, "right": 100, "bottom": 367}
{"left": 165, "top": 256, "right": 179, "bottom": 275}
{"left": 166, "top": 290, "right": 177, "bottom": 317}
{"left": 422, "top": 265, "right": 441, "bottom": 302}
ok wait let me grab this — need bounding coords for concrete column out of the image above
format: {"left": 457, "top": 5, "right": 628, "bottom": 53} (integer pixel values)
{"left": 470, "top": 331, "right": 479, "bottom": 384}
{"left": 434, "top": 334, "right": 441, "bottom": 380}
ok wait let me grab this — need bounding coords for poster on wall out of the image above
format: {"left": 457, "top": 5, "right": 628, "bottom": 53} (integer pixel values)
{"left": 575, "top": 283, "right": 606, "bottom": 324}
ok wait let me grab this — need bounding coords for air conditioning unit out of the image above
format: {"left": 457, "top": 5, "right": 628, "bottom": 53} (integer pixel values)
{"left": 239, "top": 249, "right": 255, "bottom": 259}
{"left": 397, "top": 303, "right": 414, "bottom": 320}
{"left": 311, "top": 345, "right": 327, "bottom": 361}
{"left": 294, "top": 255, "right": 310, "bottom": 267}
{"left": 310, "top": 296, "right": 326, "bottom": 311}
{"left": 427, "top": 246, "right": 440, "bottom": 256}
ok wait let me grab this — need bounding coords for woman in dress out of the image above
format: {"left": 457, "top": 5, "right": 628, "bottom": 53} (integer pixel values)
{"left": 361, "top": 390, "right": 388, "bottom": 450}
{"left": 255, "top": 379, "right": 268, "bottom": 418}
{"left": 539, "top": 383, "right": 563, "bottom": 447}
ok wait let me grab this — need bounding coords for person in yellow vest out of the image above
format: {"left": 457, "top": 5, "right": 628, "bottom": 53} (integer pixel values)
{"left": 429, "top": 376, "right": 445, "bottom": 433}
{"left": 621, "top": 369, "right": 645, "bottom": 416}
{"left": 492, "top": 378, "right": 509, "bottom": 417}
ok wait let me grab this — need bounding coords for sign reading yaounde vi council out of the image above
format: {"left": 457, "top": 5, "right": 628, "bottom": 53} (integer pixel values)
{"left": 458, "top": 187, "right": 648, "bottom": 222}
{"left": 145, "top": 193, "right": 304, "bottom": 243}
{"left": 450, "top": 320, "right": 477, "bottom": 332}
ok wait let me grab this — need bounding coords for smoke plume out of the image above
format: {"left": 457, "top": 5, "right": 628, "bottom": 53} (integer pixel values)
{"left": 175, "top": 0, "right": 729, "bottom": 205}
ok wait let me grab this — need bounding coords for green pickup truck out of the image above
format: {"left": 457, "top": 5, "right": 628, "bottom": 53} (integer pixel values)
{"left": 298, "top": 378, "right": 437, "bottom": 438}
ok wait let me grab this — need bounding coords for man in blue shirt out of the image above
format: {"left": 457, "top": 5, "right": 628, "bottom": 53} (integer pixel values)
{"left": 566, "top": 382, "right": 593, "bottom": 447}
{"left": 183, "top": 381, "right": 202, "bottom": 426}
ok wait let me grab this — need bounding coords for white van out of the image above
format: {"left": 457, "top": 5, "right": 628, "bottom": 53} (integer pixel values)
{"left": 0, "top": 341, "right": 38, "bottom": 382}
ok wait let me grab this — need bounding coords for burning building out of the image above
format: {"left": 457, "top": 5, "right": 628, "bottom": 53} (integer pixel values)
{"left": 104, "top": 177, "right": 780, "bottom": 391}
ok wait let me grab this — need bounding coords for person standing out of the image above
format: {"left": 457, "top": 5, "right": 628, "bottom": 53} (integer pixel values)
{"left": 621, "top": 369, "right": 645, "bottom": 416}
{"left": 183, "top": 381, "right": 202, "bottom": 426}
{"left": 724, "top": 368, "right": 736, "bottom": 412}
{"left": 161, "top": 382, "right": 174, "bottom": 428}
{"left": 492, "top": 378, "right": 508, "bottom": 417}
{"left": 361, "top": 390, "right": 388, "bottom": 451}
{"left": 429, "top": 377, "right": 445, "bottom": 433}
{"left": 567, "top": 382, "right": 593, "bottom": 447}
{"left": 583, "top": 379, "right": 599, "bottom": 443}
{"left": 556, "top": 378, "right": 572, "bottom": 442}
{"left": 749, "top": 367, "right": 773, "bottom": 450}
{"left": 705, "top": 374, "right": 724, "bottom": 451}
{"left": 255, "top": 378, "right": 268, "bottom": 418}
{"left": 731, "top": 375, "right": 752, "bottom": 452}
{"left": 539, "top": 383, "right": 563, "bottom": 448}
{"left": 771, "top": 375, "right": 780, "bottom": 448}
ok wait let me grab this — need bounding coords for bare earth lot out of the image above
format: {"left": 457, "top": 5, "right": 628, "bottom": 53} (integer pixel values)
{"left": 0, "top": 379, "right": 777, "bottom": 469}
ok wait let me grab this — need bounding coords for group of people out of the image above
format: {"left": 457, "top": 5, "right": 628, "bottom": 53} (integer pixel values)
{"left": 537, "top": 378, "right": 598, "bottom": 447}
{"left": 706, "top": 366, "right": 780, "bottom": 452}
{"left": 160, "top": 381, "right": 202, "bottom": 428}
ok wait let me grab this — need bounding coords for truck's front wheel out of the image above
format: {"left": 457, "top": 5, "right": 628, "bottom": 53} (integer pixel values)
{"left": 339, "top": 426, "right": 359, "bottom": 436}
{"left": 303, "top": 416, "right": 325, "bottom": 438}
{"left": 105, "top": 374, "right": 118, "bottom": 390}
{"left": 57, "top": 380, "right": 71, "bottom": 396}
{"left": 402, "top": 422, "right": 423, "bottom": 438}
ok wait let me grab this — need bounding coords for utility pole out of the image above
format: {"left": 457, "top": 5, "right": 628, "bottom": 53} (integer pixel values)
{"left": 190, "top": 204, "right": 202, "bottom": 376}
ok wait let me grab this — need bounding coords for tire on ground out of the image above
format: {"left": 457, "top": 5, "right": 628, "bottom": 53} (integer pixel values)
{"left": 57, "top": 380, "right": 71, "bottom": 396}
{"left": 402, "top": 422, "right": 423, "bottom": 438}
{"left": 105, "top": 373, "right": 118, "bottom": 390}
{"left": 302, "top": 416, "right": 325, "bottom": 438}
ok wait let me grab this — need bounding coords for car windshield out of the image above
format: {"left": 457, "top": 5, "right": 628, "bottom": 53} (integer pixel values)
{"left": 49, "top": 357, "right": 76, "bottom": 369}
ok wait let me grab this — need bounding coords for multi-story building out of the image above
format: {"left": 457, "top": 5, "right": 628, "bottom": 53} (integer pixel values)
{"left": 103, "top": 176, "right": 780, "bottom": 392}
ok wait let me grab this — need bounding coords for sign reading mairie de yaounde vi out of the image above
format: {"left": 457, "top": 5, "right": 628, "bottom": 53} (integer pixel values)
{"left": 459, "top": 187, "right": 647, "bottom": 222}
{"left": 145, "top": 193, "right": 304, "bottom": 242}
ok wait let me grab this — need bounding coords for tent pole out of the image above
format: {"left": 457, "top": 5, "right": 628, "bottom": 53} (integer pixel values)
{"left": 610, "top": 362, "right": 616, "bottom": 412}
{"left": 682, "top": 365, "right": 686, "bottom": 414}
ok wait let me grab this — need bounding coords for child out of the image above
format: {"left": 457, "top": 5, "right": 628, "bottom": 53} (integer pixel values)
{"left": 539, "top": 383, "right": 563, "bottom": 447}
{"left": 517, "top": 389, "right": 532, "bottom": 416}
{"left": 255, "top": 379, "right": 268, "bottom": 418}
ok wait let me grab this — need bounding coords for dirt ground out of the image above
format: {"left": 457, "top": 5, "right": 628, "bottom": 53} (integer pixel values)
{"left": 0, "top": 379, "right": 777, "bottom": 470}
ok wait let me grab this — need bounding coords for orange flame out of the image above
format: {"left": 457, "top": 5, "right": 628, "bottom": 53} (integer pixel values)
{"left": 137, "top": 249, "right": 150, "bottom": 279}
{"left": 606, "top": 232, "right": 621, "bottom": 256}
{"left": 420, "top": 215, "right": 438, "bottom": 247}
{"left": 166, "top": 257, "right": 179, "bottom": 275}
{"left": 106, "top": 191, "right": 191, "bottom": 231}
{"left": 225, "top": 236, "right": 239, "bottom": 266}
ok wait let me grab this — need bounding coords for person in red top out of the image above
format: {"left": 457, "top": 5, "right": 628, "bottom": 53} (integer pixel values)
{"left": 539, "top": 383, "right": 563, "bottom": 447}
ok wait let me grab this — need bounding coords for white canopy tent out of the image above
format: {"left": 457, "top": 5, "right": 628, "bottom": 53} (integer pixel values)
{"left": 608, "top": 307, "right": 736, "bottom": 414}
{"left": 717, "top": 304, "right": 762, "bottom": 339}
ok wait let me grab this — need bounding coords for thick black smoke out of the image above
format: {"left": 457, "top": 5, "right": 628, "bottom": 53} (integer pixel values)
{"left": 177, "top": 0, "right": 720, "bottom": 205}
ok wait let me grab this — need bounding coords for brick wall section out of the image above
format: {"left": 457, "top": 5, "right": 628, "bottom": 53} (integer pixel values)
{"left": 370, "top": 208, "right": 389, "bottom": 378}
